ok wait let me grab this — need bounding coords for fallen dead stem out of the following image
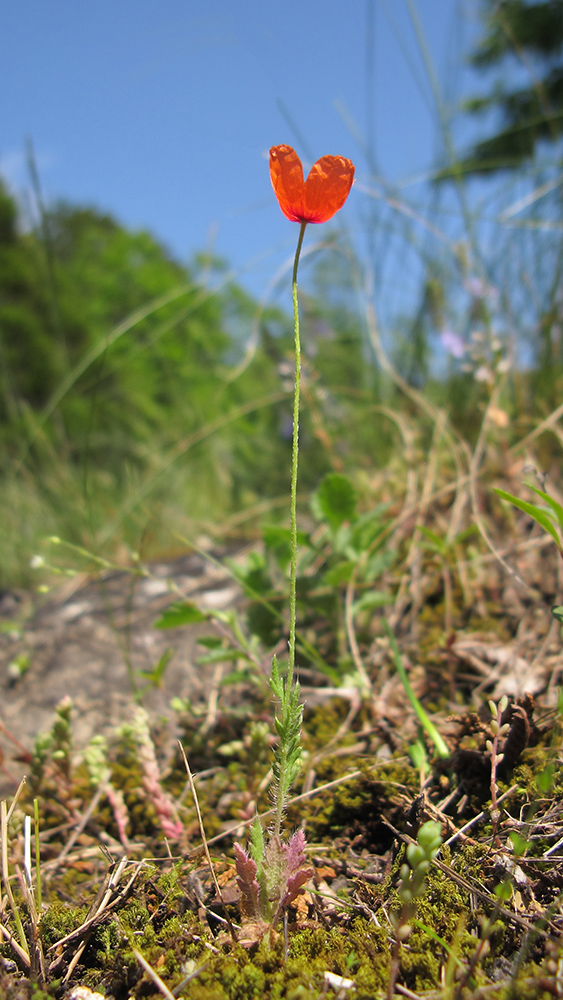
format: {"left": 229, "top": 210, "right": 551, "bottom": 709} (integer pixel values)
{"left": 133, "top": 948, "right": 176, "bottom": 1000}
{"left": 49, "top": 856, "right": 145, "bottom": 979}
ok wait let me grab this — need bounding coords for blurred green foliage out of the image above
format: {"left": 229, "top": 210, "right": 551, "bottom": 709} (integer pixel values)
{"left": 0, "top": 179, "right": 392, "bottom": 585}
{"left": 460, "top": 0, "right": 563, "bottom": 173}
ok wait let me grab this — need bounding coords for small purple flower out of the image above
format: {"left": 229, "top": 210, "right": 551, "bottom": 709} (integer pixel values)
{"left": 465, "top": 276, "right": 499, "bottom": 305}
{"left": 465, "top": 277, "right": 486, "bottom": 299}
{"left": 440, "top": 330, "right": 465, "bottom": 359}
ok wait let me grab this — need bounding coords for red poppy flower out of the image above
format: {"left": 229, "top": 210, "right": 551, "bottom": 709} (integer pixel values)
{"left": 269, "top": 144, "right": 355, "bottom": 224}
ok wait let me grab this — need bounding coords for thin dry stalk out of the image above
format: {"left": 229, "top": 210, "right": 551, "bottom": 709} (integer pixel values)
{"left": 5, "top": 777, "right": 27, "bottom": 824}
{"left": 509, "top": 399, "right": 563, "bottom": 457}
{"left": 33, "top": 799, "right": 42, "bottom": 915}
{"left": 364, "top": 270, "right": 455, "bottom": 444}
{"left": 434, "top": 855, "right": 558, "bottom": 940}
{"left": 400, "top": 411, "right": 449, "bottom": 628}
{"left": 62, "top": 855, "right": 129, "bottom": 983}
{"left": 16, "top": 815, "right": 45, "bottom": 982}
{"left": 0, "top": 919, "right": 30, "bottom": 967}
{"left": 363, "top": 263, "right": 468, "bottom": 535}
{"left": 0, "top": 720, "right": 33, "bottom": 762}
{"left": 134, "top": 948, "right": 176, "bottom": 1000}
{"left": 199, "top": 761, "right": 407, "bottom": 852}
{"left": 177, "top": 741, "right": 238, "bottom": 943}
{"left": 407, "top": 411, "right": 448, "bottom": 570}
{"left": 171, "top": 960, "right": 209, "bottom": 997}
{"left": 469, "top": 376, "right": 529, "bottom": 590}
{"left": 395, "top": 984, "right": 424, "bottom": 999}
{"left": 1, "top": 797, "right": 29, "bottom": 963}
{"left": 49, "top": 858, "right": 142, "bottom": 958}
{"left": 56, "top": 785, "right": 105, "bottom": 863}
{"left": 372, "top": 406, "right": 418, "bottom": 512}
{"left": 441, "top": 785, "right": 519, "bottom": 847}
{"left": 344, "top": 572, "right": 371, "bottom": 692}
{"left": 201, "top": 662, "right": 224, "bottom": 734}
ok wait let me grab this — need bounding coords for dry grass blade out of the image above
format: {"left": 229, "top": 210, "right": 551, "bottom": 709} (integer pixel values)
{"left": 56, "top": 785, "right": 105, "bottom": 863}
{"left": 49, "top": 857, "right": 141, "bottom": 954}
{"left": 62, "top": 858, "right": 129, "bottom": 984}
{"left": 468, "top": 380, "right": 530, "bottom": 591}
{"left": 47, "top": 856, "right": 143, "bottom": 982}
{"left": 171, "top": 959, "right": 209, "bottom": 997}
{"left": 133, "top": 948, "right": 176, "bottom": 1000}
{"left": 178, "top": 741, "right": 238, "bottom": 943}
{"left": 195, "top": 767, "right": 366, "bottom": 852}
{"left": 395, "top": 984, "right": 425, "bottom": 999}
{"left": 442, "top": 784, "right": 519, "bottom": 847}
{"left": 16, "top": 815, "right": 46, "bottom": 982}
{"left": 1, "top": 796, "right": 29, "bottom": 964}
{"left": 0, "top": 919, "right": 31, "bottom": 967}
{"left": 5, "top": 776, "right": 27, "bottom": 824}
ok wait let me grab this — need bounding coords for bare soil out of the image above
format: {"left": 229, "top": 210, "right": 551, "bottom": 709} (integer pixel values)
{"left": 0, "top": 550, "right": 243, "bottom": 793}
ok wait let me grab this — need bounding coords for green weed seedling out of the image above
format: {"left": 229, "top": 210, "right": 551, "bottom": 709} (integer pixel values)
{"left": 388, "top": 820, "right": 443, "bottom": 1000}
{"left": 157, "top": 596, "right": 270, "bottom": 700}
{"left": 29, "top": 697, "right": 74, "bottom": 801}
{"left": 486, "top": 694, "right": 510, "bottom": 842}
{"left": 231, "top": 653, "right": 312, "bottom": 940}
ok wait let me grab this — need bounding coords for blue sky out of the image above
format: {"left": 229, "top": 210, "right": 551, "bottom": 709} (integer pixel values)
{"left": 1, "top": 1, "right": 483, "bottom": 299}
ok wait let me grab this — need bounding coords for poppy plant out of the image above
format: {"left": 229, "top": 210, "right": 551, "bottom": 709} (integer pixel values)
{"left": 269, "top": 144, "right": 355, "bottom": 224}
{"left": 258, "top": 144, "right": 358, "bottom": 857}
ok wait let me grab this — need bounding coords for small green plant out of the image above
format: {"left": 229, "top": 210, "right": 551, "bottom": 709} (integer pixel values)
{"left": 29, "top": 697, "right": 74, "bottom": 800}
{"left": 233, "top": 827, "right": 313, "bottom": 944}
{"left": 388, "top": 820, "right": 443, "bottom": 999}
{"left": 119, "top": 708, "right": 183, "bottom": 841}
{"left": 486, "top": 694, "right": 510, "bottom": 843}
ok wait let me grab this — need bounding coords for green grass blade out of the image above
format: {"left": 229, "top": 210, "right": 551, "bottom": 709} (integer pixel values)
{"left": 526, "top": 484, "right": 563, "bottom": 534}
{"left": 493, "top": 488, "right": 562, "bottom": 549}
{"left": 384, "top": 621, "right": 449, "bottom": 759}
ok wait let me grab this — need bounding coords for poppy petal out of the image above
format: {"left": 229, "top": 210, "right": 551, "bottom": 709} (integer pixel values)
{"left": 303, "top": 155, "right": 355, "bottom": 224}
{"left": 269, "top": 145, "right": 307, "bottom": 222}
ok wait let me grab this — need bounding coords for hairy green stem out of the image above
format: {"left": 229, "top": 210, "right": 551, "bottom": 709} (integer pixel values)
{"left": 288, "top": 221, "right": 307, "bottom": 690}
{"left": 269, "top": 221, "right": 307, "bottom": 842}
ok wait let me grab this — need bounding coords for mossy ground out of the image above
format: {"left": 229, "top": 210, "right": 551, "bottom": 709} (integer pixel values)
{"left": 1, "top": 531, "right": 563, "bottom": 998}
{"left": 0, "top": 694, "right": 561, "bottom": 1000}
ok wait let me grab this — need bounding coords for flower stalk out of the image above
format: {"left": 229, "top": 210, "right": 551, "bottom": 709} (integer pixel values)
{"left": 288, "top": 220, "right": 307, "bottom": 690}
{"left": 232, "top": 146, "right": 354, "bottom": 940}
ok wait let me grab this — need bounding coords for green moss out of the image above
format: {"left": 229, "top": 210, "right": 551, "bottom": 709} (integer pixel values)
{"left": 179, "top": 923, "right": 391, "bottom": 1000}
{"left": 297, "top": 757, "right": 419, "bottom": 850}
{"left": 2, "top": 590, "right": 559, "bottom": 1000}
{"left": 303, "top": 698, "right": 352, "bottom": 747}
{"left": 39, "top": 899, "right": 87, "bottom": 947}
